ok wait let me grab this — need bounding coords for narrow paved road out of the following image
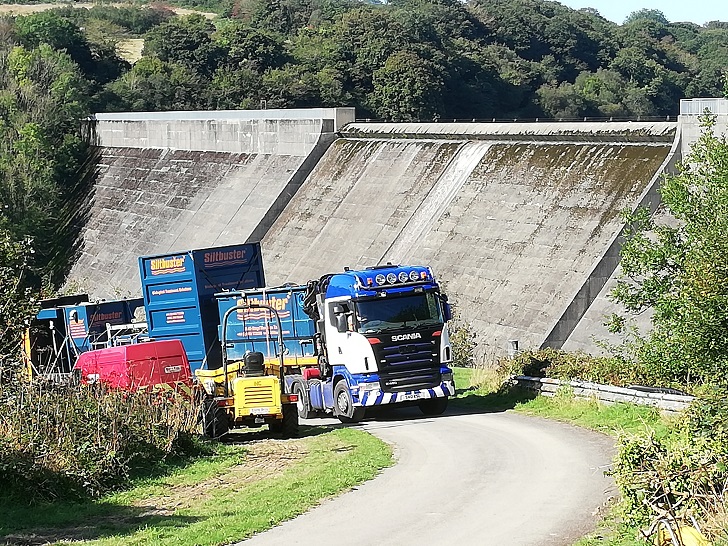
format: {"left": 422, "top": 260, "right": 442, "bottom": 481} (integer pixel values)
{"left": 239, "top": 407, "right": 615, "bottom": 546}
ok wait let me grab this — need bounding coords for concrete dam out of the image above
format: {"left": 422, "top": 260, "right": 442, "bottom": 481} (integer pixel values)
{"left": 66, "top": 107, "right": 687, "bottom": 357}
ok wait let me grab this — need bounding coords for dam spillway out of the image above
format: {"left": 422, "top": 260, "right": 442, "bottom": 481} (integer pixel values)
{"left": 66, "top": 111, "right": 679, "bottom": 356}
{"left": 262, "top": 122, "right": 677, "bottom": 355}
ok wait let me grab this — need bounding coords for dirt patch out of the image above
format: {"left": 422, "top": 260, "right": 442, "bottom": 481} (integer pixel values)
{"left": 134, "top": 438, "right": 310, "bottom": 517}
{"left": 117, "top": 37, "right": 144, "bottom": 64}
{"left": 1, "top": 438, "right": 310, "bottom": 546}
{"left": 0, "top": 3, "right": 217, "bottom": 18}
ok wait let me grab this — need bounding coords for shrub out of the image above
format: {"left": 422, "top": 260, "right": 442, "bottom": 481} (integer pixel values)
{"left": 612, "top": 390, "right": 728, "bottom": 537}
{"left": 0, "top": 373, "right": 203, "bottom": 503}
{"left": 508, "top": 347, "right": 645, "bottom": 387}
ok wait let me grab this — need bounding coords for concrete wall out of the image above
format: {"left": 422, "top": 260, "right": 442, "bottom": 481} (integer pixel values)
{"left": 261, "top": 122, "right": 676, "bottom": 357}
{"left": 548, "top": 121, "right": 682, "bottom": 351}
{"left": 66, "top": 111, "right": 681, "bottom": 358}
{"left": 680, "top": 98, "right": 728, "bottom": 155}
{"left": 87, "top": 108, "right": 354, "bottom": 155}
{"left": 65, "top": 110, "right": 343, "bottom": 298}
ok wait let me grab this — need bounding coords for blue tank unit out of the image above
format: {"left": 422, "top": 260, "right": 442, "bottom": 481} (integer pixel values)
{"left": 62, "top": 298, "right": 144, "bottom": 352}
{"left": 139, "top": 243, "right": 265, "bottom": 372}
{"left": 216, "top": 285, "right": 317, "bottom": 367}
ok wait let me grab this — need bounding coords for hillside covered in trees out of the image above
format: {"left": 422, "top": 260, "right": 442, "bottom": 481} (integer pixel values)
{"left": 2, "top": 0, "right": 727, "bottom": 123}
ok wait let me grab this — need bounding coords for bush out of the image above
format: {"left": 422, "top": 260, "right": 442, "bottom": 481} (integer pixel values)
{"left": 508, "top": 347, "right": 645, "bottom": 386}
{"left": 612, "top": 389, "right": 728, "bottom": 537}
{"left": 0, "top": 374, "right": 203, "bottom": 503}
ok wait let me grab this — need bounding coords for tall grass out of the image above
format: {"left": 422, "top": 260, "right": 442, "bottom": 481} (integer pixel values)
{"left": 0, "top": 373, "right": 203, "bottom": 503}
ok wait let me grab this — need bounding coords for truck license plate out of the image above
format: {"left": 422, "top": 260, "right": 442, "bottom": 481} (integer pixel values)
{"left": 399, "top": 392, "right": 420, "bottom": 401}
{"left": 251, "top": 407, "right": 270, "bottom": 415}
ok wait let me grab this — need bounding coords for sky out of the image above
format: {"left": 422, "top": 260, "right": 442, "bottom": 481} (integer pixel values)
{"left": 557, "top": 0, "right": 728, "bottom": 26}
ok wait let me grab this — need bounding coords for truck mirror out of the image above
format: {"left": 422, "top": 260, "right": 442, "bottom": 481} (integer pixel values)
{"left": 336, "top": 314, "right": 348, "bottom": 333}
{"left": 443, "top": 302, "right": 452, "bottom": 322}
{"left": 333, "top": 305, "right": 344, "bottom": 315}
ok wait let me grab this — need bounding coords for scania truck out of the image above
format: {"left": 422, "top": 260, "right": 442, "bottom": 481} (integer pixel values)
{"left": 214, "top": 264, "right": 455, "bottom": 423}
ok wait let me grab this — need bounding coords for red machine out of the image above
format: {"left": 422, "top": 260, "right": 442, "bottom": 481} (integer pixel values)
{"left": 74, "top": 340, "right": 192, "bottom": 394}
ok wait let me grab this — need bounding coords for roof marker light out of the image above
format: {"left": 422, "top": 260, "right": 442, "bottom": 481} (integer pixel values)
{"left": 375, "top": 274, "right": 386, "bottom": 285}
{"left": 398, "top": 271, "right": 409, "bottom": 283}
{"left": 409, "top": 270, "right": 419, "bottom": 282}
{"left": 386, "top": 273, "right": 397, "bottom": 284}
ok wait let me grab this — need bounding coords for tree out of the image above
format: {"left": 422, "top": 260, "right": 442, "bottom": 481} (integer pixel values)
{"left": 214, "top": 21, "right": 287, "bottom": 71}
{"left": 143, "top": 14, "right": 223, "bottom": 77}
{"left": 0, "top": 44, "right": 90, "bottom": 280}
{"left": 623, "top": 9, "right": 669, "bottom": 26}
{"left": 103, "top": 57, "right": 203, "bottom": 111}
{"left": 13, "top": 11, "right": 102, "bottom": 81}
{"left": 370, "top": 50, "right": 444, "bottom": 121}
{"left": 611, "top": 116, "right": 728, "bottom": 385}
{"left": 0, "top": 230, "right": 36, "bottom": 365}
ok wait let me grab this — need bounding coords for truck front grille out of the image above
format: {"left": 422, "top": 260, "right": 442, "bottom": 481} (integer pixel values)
{"left": 379, "top": 368, "right": 441, "bottom": 393}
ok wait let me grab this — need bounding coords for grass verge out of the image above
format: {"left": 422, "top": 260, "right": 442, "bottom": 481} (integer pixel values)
{"left": 0, "top": 427, "right": 393, "bottom": 546}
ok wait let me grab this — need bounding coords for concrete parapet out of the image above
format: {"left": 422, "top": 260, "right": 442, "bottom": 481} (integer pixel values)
{"left": 342, "top": 121, "right": 677, "bottom": 143}
{"left": 87, "top": 108, "right": 354, "bottom": 155}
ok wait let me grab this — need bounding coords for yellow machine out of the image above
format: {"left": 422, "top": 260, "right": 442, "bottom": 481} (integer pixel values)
{"left": 196, "top": 301, "right": 299, "bottom": 438}
{"left": 646, "top": 517, "right": 711, "bottom": 546}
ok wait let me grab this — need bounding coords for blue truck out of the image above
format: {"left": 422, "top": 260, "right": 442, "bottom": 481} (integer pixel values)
{"left": 23, "top": 295, "right": 145, "bottom": 379}
{"left": 213, "top": 264, "right": 455, "bottom": 423}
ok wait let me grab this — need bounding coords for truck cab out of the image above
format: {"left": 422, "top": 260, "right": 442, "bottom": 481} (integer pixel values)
{"left": 312, "top": 265, "right": 454, "bottom": 420}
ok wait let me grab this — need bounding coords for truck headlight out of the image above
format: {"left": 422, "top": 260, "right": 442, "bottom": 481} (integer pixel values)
{"left": 442, "top": 372, "right": 453, "bottom": 383}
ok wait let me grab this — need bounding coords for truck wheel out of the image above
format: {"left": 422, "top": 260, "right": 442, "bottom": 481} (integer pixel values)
{"left": 281, "top": 403, "right": 299, "bottom": 438}
{"left": 334, "top": 381, "right": 365, "bottom": 423}
{"left": 293, "top": 382, "right": 311, "bottom": 419}
{"left": 203, "top": 404, "right": 229, "bottom": 438}
{"left": 418, "top": 396, "right": 448, "bottom": 416}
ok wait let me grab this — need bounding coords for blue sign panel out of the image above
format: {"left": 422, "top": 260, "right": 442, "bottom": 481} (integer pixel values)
{"left": 139, "top": 242, "right": 265, "bottom": 372}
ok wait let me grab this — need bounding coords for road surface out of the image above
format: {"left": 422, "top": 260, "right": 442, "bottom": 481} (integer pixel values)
{"left": 238, "top": 406, "right": 615, "bottom": 546}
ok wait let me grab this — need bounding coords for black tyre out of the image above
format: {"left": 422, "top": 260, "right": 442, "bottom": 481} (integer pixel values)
{"left": 281, "top": 403, "right": 299, "bottom": 438}
{"left": 203, "top": 403, "right": 230, "bottom": 438}
{"left": 268, "top": 418, "right": 282, "bottom": 433}
{"left": 334, "top": 381, "right": 365, "bottom": 423}
{"left": 293, "top": 382, "right": 311, "bottom": 419}
{"left": 418, "top": 396, "right": 448, "bottom": 416}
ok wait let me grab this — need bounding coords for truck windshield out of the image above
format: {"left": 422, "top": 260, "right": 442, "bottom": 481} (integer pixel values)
{"left": 354, "top": 292, "right": 443, "bottom": 333}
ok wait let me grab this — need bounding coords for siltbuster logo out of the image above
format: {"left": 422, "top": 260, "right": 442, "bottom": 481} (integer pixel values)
{"left": 150, "top": 256, "right": 186, "bottom": 276}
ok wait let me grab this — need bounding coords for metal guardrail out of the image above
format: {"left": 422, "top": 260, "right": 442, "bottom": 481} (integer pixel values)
{"left": 680, "top": 98, "right": 728, "bottom": 115}
{"left": 512, "top": 375, "right": 695, "bottom": 413}
{"left": 354, "top": 116, "right": 679, "bottom": 123}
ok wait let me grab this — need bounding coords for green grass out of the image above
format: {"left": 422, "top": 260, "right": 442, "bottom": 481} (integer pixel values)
{"left": 0, "top": 427, "right": 393, "bottom": 545}
{"left": 452, "top": 366, "right": 667, "bottom": 436}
